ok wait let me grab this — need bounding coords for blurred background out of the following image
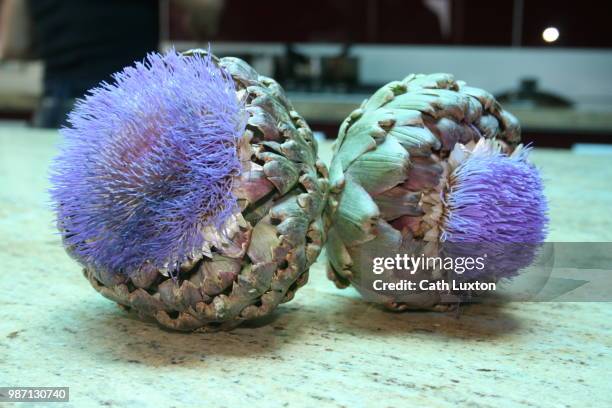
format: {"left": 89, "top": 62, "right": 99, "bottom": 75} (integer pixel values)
{"left": 0, "top": 0, "right": 611, "bottom": 147}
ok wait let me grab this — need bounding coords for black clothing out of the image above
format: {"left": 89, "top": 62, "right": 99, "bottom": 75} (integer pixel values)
{"left": 27, "top": 0, "right": 159, "bottom": 127}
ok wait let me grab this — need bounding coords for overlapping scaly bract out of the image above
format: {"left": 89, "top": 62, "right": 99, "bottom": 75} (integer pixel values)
{"left": 50, "top": 50, "right": 245, "bottom": 275}
{"left": 52, "top": 50, "right": 328, "bottom": 331}
{"left": 325, "top": 73, "right": 548, "bottom": 310}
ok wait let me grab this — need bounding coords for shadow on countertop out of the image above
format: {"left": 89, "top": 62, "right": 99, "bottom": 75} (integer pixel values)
{"left": 51, "top": 289, "right": 521, "bottom": 368}
{"left": 51, "top": 304, "right": 300, "bottom": 367}
{"left": 328, "top": 296, "right": 522, "bottom": 341}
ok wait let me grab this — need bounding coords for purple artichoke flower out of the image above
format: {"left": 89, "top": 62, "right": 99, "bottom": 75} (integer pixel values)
{"left": 324, "top": 73, "right": 550, "bottom": 311}
{"left": 442, "top": 145, "right": 548, "bottom": 244}
{"left": 50, "top": 50, "right": 246, "bottom": 276}
{"left": 49, "top": 49, "right": 328, "bottom": 331}
{"left": 441, "top": 143, "right": 549, "bottom": 279}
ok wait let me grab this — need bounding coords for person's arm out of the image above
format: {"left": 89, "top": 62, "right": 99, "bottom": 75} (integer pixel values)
{"left": 0, "top": 0, "right": 31, "bottom": 60}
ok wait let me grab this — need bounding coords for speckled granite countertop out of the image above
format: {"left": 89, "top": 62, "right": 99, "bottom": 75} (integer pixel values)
{"left": 0, "top": 128, "right": 611, "bottom": 407}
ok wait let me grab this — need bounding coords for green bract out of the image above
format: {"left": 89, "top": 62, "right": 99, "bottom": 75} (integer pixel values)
{"left": 325, "top": 73, "right": 522, "bottom": 311}
{"left": 84, "top": 51, "right": 329, "bottom": 331}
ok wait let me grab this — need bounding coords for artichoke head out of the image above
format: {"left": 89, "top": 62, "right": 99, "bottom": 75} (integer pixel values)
{"left": 52, "top": 50, "right": 328, "bottom": 331}
{"left": 325, "top": 73, "right": 546, "bottom": 311}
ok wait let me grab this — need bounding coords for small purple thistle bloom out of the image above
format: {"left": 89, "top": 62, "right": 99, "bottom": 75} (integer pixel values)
{"left": 441, "top": 145, "right": 548, "bottom": 278}
{"left": 50, "top": 50, "right": 246, "bottom": 276}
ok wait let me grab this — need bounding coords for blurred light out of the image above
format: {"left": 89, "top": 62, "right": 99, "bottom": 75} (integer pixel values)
{"left": 542, "top": 27, "right": 559, "bottom": 43}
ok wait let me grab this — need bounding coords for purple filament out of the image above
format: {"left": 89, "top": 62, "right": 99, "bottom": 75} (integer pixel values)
{"left": 441, "top": 146, "right": 548, "bottom": 278}
{"left": 50, "top": 50, "right": 246, "bottom": 276}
